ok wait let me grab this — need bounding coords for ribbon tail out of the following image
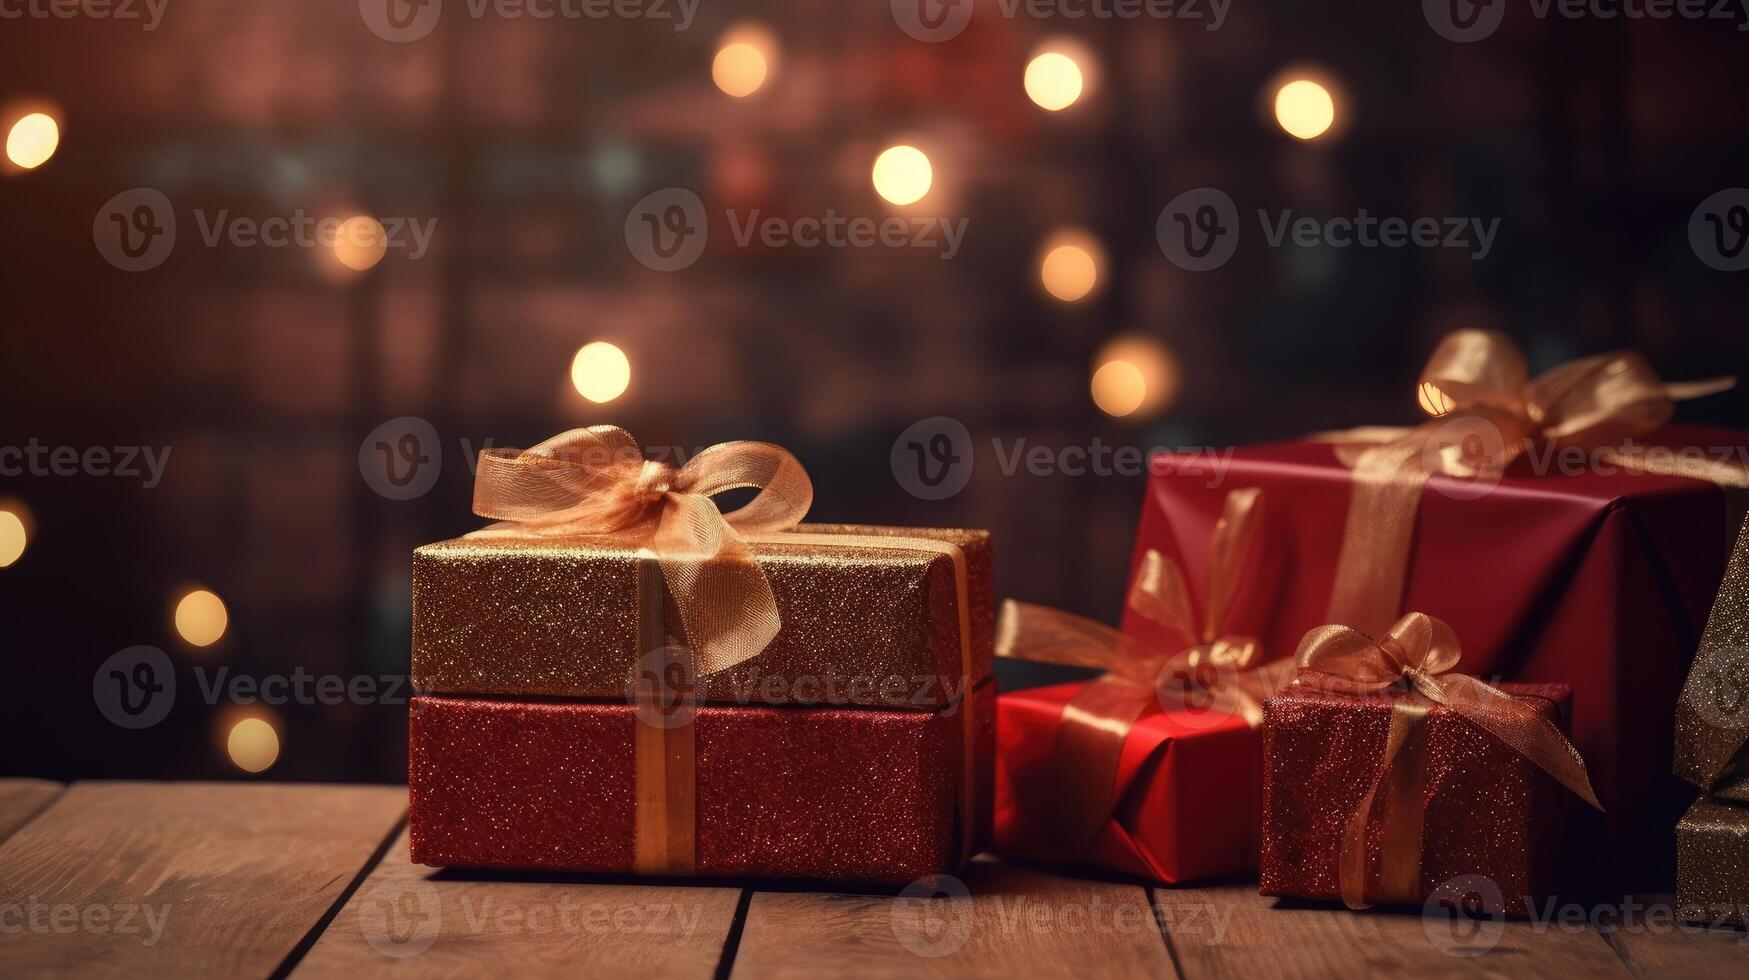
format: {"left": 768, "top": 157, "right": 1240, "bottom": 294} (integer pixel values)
{"left": 650, "top": 494, "right": 781, "bottom": 677}
{"left": 1339, "top": 700, "right": 1429, "bottom": 910}
{"left": 1430, "top": 674, "right": 1603, "bottom": 810}
{"left": 997, "top": 600, "right": 1169, "bottom": 686}
{"left": 1046, "top": 674, "right": 1157, "bottom": 861}
{"left": 1664, "top": 377, "right": 1737, "bottom": 402}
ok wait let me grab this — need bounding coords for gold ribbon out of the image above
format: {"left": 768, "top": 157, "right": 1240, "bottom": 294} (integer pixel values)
{"left": 1292, "top": 612, "right": 1603, "bottom": 909}
{"left": 1675, "top": 510, "right": 1749, "bottom": 801}
{"left": 996, "top": 487, "right": 1292, "bottom": 862}
{"left": 1319, "top": 330, "right": 1739, "bottom": 636}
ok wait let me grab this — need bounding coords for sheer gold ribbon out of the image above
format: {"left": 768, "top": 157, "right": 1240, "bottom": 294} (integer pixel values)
{"left": 468, "top": 425, "right": 813, "bottom": 874}
{"left": 1319, "top": 330, "right": 1739, "bottom": 636}
{"left": 996, "top": 487, "right": 1292, "bottom": 862}
{"left": 1293, "top": 612, "right": 1603, "bottom": 909}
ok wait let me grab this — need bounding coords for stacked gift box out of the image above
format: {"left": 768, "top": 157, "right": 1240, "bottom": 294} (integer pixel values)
{"left": 406, "top": 431, "right": 995, "bottom": 886}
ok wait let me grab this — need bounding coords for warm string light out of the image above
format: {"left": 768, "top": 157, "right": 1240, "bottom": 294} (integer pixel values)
{"left": 1274, "top": 78, "right": 1336, "bottom": 140}
{"left": 1024, "top": 51, "right": 1085, "bottom": 112}
{"left": 0, "top": 502, "right": 29, "bottom": 567}
{"left": 571, "top": 341, "right": 631, "bottom": 403}
{"left": 174, "top": 588, "right": 229, "bottom": 647}
{"left": 712, "top": 25, "right": 777, "bottom": 98}
{"left": 333, "top": 215, "right": 388, "bottom": 271}
{"left": 1091, "top": 335, "right": 1180, "bottom": 420}
{"left": 5, "top": 111, "right": 59, "bottom": 170}
{"left": 1038, "top": 229, "right": 1104, "bottom": 303}
{"left": 871, "top": 145, "right": 933, "bottom": 206}
{"left": 225, "top": 715, "right": 281, "bottom": 774}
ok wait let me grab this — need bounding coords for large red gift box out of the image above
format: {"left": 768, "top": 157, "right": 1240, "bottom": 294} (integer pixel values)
{"left": 1132, "top": 424, "right": 1747, "bottom": 886}
{"left": 410, "top": 683, "right": 993, "bottom": 885}
{"left": 994, "top": 681, "right": 1262, "bottom": 882}
{"left": 1260, "top": 682, "right": 1572, "bottom": 910}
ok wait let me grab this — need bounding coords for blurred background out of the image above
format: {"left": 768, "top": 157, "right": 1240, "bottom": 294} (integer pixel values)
{"left": 0, "top": 1, "right": 1746, "bottom": 784}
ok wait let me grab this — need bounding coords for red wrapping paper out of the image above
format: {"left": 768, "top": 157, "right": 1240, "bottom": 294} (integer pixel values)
{"left": 1130, "top": 424, "right": 1747, "bottom": 887}
{"left": 994, "top": 681, "right": 1262, "bottom": 882}
{"left": 1260, "top": 682, "right": 1571, "bottom": 910}
{"left": 408, "top": 681, "right": 993, "bottom": 885}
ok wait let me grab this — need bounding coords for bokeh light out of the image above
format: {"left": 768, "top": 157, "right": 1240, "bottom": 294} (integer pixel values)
{"left": 226, "top": 716, "right": 280, "bottom": 774}
{"left": 571, "top": 341, "right": 631, "bottom": 403}
{"left": 1038, "top": 229, "right": 1104, "bottom": 302}
{"left": 872, "top": 145, "right": 932, "bottom": 206}
{"left": 333, "top": 215, "right": 388, "bottom": 271}
{"left": 1274, "top": 79, "right": 1336, "bottom": 140}
{"left": 174, "top": 588, "right": 229, "bottom": 647}
{"left": 6, "top": 112, "right": 59, "bottom": 170}
{"left": 0, "top": 507, "right": 27, "bottom": 567}
{"left": 1024, "top": 52, "right": 1084, "bottom": 111}
{"left": 1091, "top": 335, "right": 1181, "bottom": 419}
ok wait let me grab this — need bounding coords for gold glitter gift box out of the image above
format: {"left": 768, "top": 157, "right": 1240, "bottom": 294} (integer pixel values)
{"left": 412, "top": 523, "right": 993, "bottom": 707}
{"left": 1676, "top": 798, "right": 1749, "bottom": 927}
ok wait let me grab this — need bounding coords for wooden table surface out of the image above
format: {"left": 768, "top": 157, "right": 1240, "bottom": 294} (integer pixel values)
{"left": 0, "top": 780, "right": 1743, "bottom": 978}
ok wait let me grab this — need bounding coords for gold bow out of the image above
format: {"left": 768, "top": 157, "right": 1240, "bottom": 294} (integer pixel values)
{"left": 469, "top": 425, "right": 814, "bottom": 676}
{"left": 1293, "top": 612, "right": 1602, "bottom": 909}
{"left": 1322, "top": 329, "right": 1738, "bottom": 635}
{"left": 997, "top": 487, "right": 1292, "bottom": 862}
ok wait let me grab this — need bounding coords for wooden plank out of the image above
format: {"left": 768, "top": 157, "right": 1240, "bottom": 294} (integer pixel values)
{"left": 730, "top": 858, "right": 1176, "bottom": 979}
{"left": 0, "top": 781, "right": 406, "bottom": 979}
{"left": 293, "top": 828, "right": 744, "bottom": 979}
{"left": 1155, "top": 883, "right": 1630, "bottom": 979}
{"left": 1599, "top": 894, "right": 1749, "bottom": 979}
{"left": 0, "top": 778, "right": 62, "bottom": 842}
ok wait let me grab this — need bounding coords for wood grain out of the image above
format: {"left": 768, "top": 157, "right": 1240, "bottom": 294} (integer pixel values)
{"left": 0, "top": 781, "right": 405, "bottom": 979}
{"left": 730, "top": 858, "right": 1176, "bottom": 980}
{"left": 293, "top": 828, "right": 744, "bottom": 979}
{"left": 1155, "top": 883, "right": 1630, "bottom": 979}
{"left": 0, "top": 778, "right": 62, "bottom": 842}
{"left": 1599, "top": 894, "right": 1749, "bottom": 979}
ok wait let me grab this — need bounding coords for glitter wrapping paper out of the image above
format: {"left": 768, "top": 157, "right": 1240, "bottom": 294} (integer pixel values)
{"left": 407, "top": 680, "right": 994, "bottom": 884}
{"left": 1134, "top": 425, "right": 1747, "bottom": 887}
{"left": 1676, "top": 797, "right": 1749, "bottom": 926}
{"left": 1259, "top": 682, "right": 1571, "bottom": 912}
{"left": 412, "top": 524, "right": 991, "bottom": 708}
{"left": 994, "top": 681, "right": 1262, "bottom": 883}
{"left": 1674, "top": 511, "right": 1749, "bottom": 802}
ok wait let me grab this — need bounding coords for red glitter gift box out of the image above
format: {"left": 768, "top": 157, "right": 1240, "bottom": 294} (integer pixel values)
{"left": 409, "top": 686, "right": 993, "bottom": 884}
{"left": 1259, "top": 682, "right": 1572, "bottom": 911}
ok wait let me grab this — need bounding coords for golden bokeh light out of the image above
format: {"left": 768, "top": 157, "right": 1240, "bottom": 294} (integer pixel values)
{"left": 1038, "top": 229, "right": 1104, "bottom": 302}
{"left": 226, "top": 717, "right": 280, "bottom": 774}
{"left": 6, "top": 112, "right": 59, "bottom": 170}
{"left": 1091, "top": 335, "right": 1181, "bottom": 420}
{"left": 174, "top": 588, "right": 229, "bottom": 647}
{"left": 713, "top": 42, "right": 770, "bottom": 97}
{"left": 0, "top": 509, "right": 26, "bottom": 567}
{"left": 1417, "top": 381, "right": 1455, "bottom": 417}
{"left": 571, "top": 341, "right": 631, "bottom": 403}
{"left": 1024, "top": 52, "right": 1085, "bottom": 112}
{"left": 1274, "top": 79, "right": 1336, "bottom": 140}
{"left": 333, "top": 215, "right": 388, "bottom": 271}
{"left": 871, "top": 145, "right": 933, "bottom": 206}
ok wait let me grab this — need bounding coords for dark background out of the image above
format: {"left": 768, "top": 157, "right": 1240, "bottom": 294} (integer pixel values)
{"left": 0, "top": 1, "right": 1745, "bottom": 783}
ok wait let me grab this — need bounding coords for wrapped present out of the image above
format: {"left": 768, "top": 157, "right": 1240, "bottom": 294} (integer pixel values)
{"left": 993, "top": 488, "right": 1292, "bottom": 882}
{"left": 408, "top": 426, "right": 992, "bottom": 882}
{"left": 1675, "top": 511, "right": 1749, "bottom": 802}
{"left": 1675, "top": 797, "right": 1749, "bottom": 928}
{"left": 409, "top": 682, "right": 994, "bottom": 884}
{"left": 1133, "top": 330, "right": 1746, "bottom": 886}
{"left": 1259, "top": 613, "right": 1600, "bottom": 912}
